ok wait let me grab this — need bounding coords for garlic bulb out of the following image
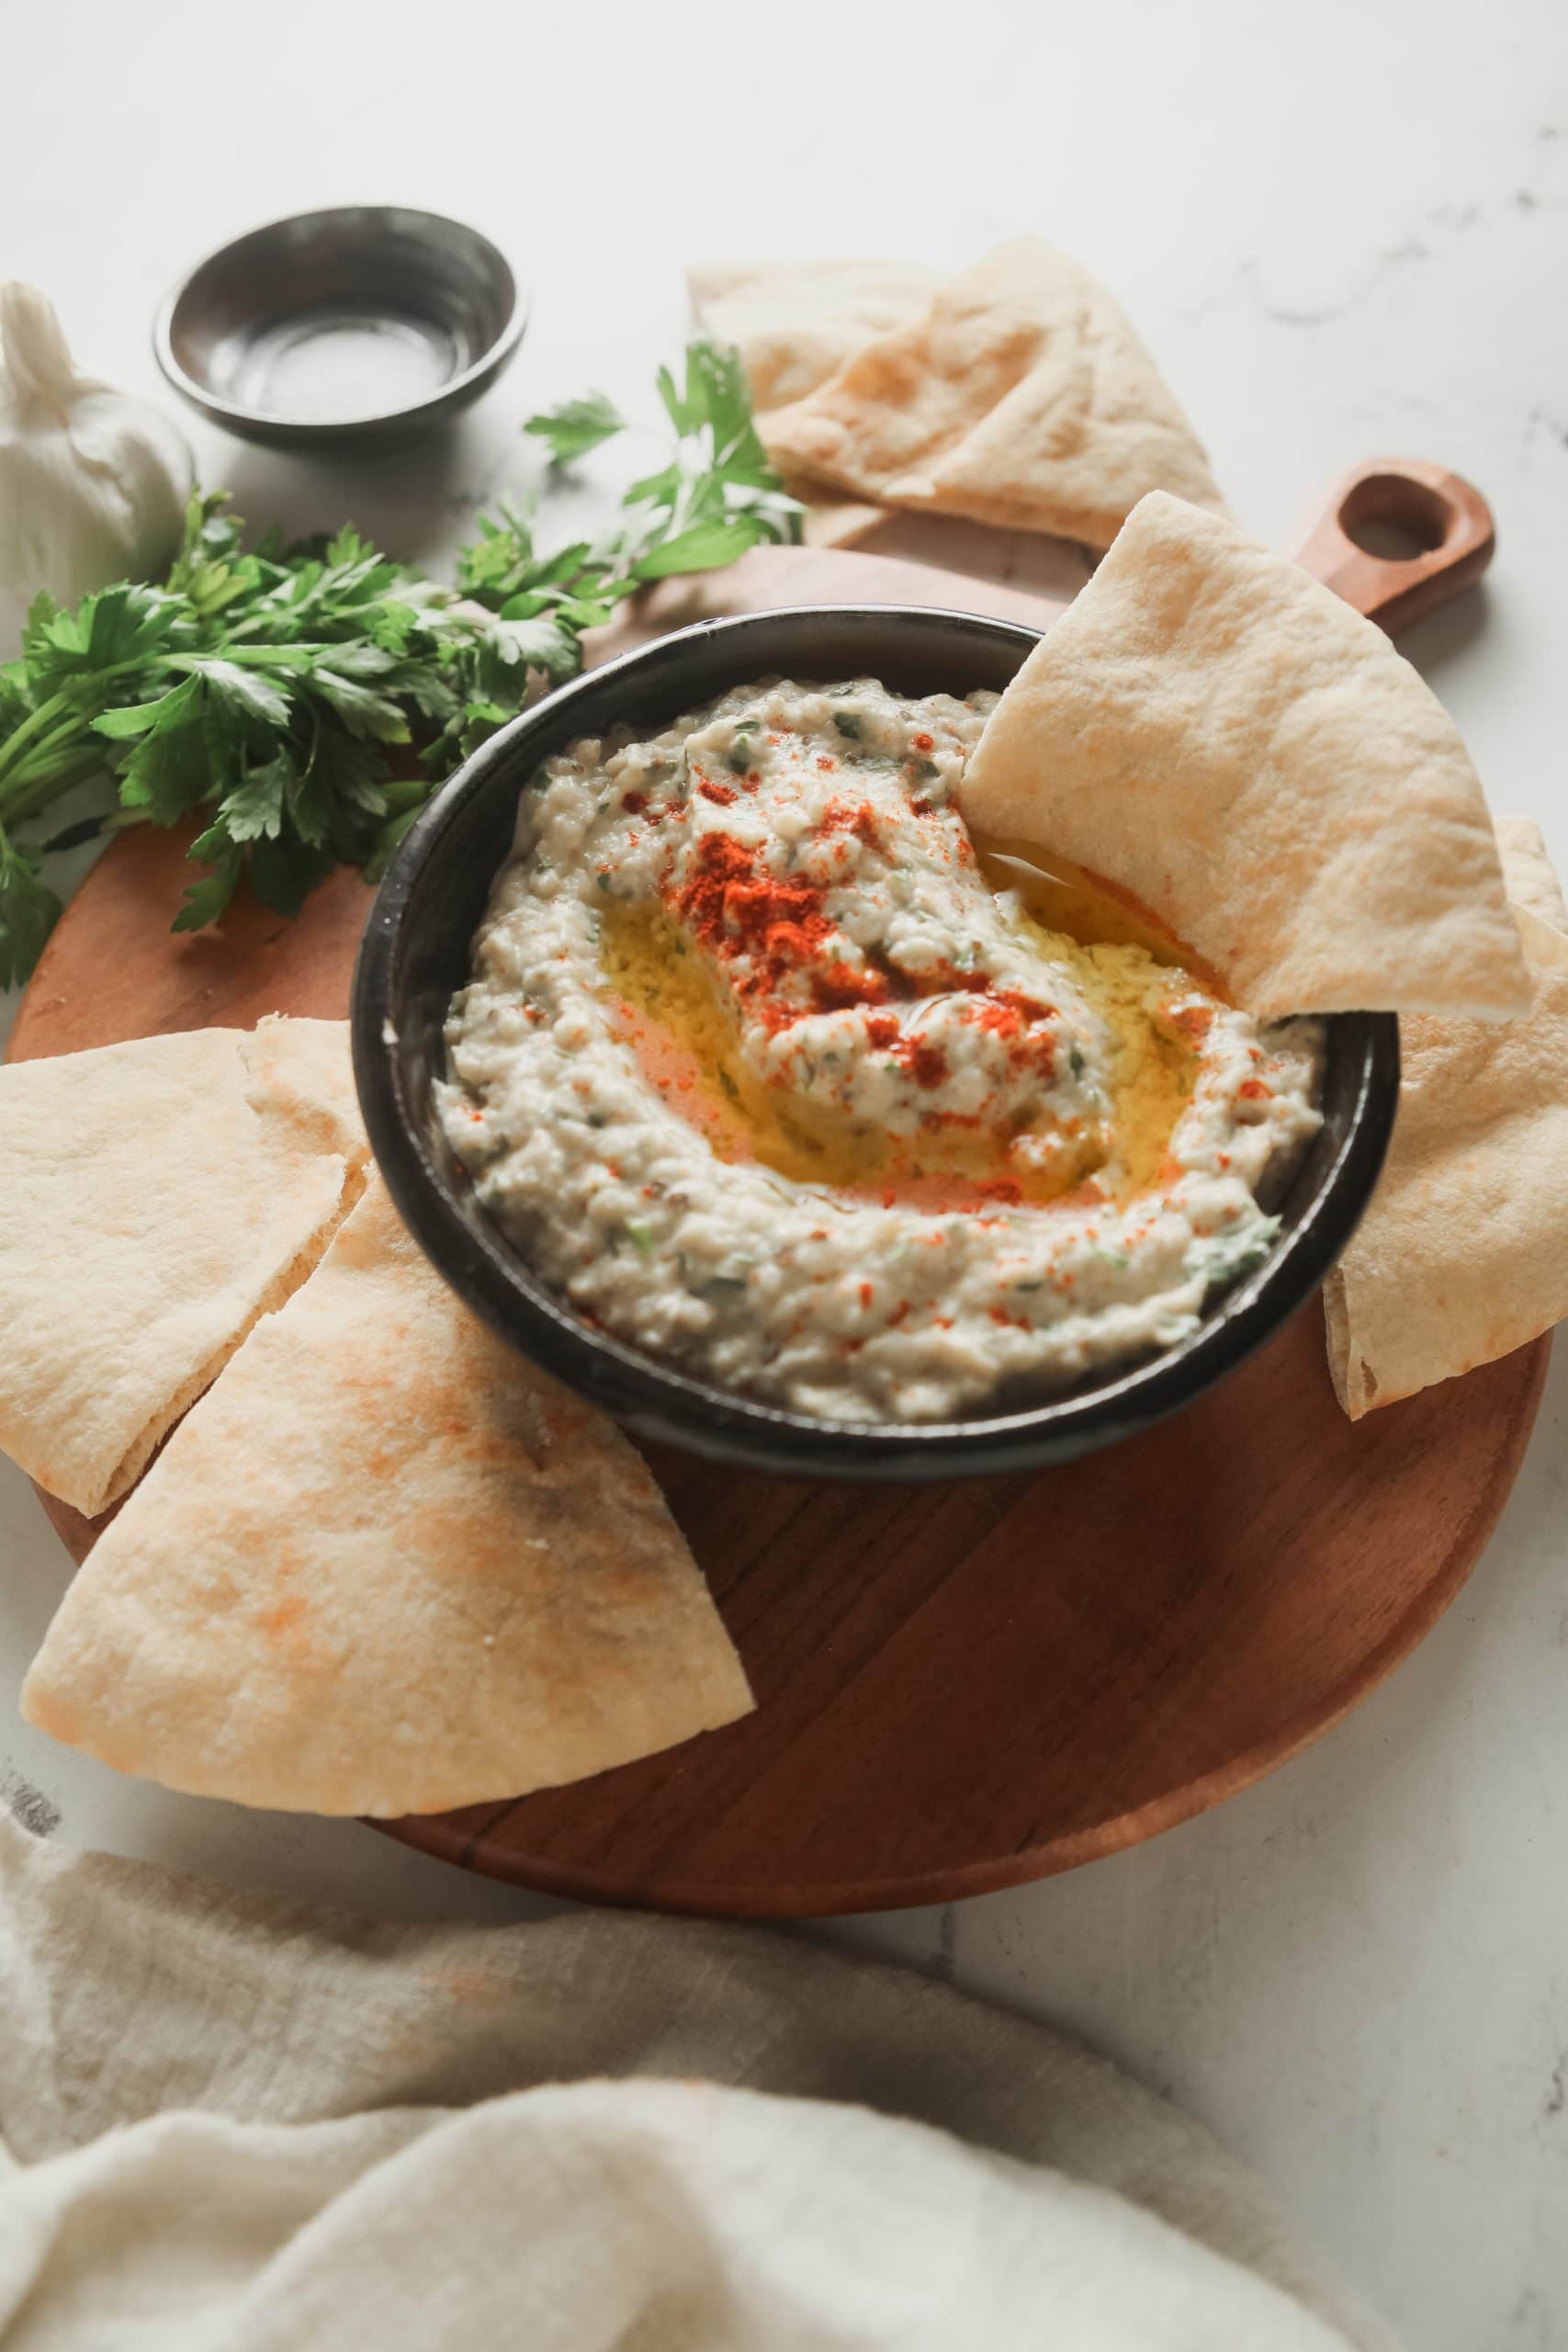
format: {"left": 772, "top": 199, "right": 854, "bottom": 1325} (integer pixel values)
{"left": 0, "top": 283, "right": 194, "bottom": 656}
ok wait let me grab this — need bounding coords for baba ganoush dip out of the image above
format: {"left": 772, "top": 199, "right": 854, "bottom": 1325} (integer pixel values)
{"left": 438, "top": 678, "right": 1325, "bottom": 1423}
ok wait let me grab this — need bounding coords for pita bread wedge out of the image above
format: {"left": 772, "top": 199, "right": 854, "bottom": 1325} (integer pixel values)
{"left": 761, "top": 239, "right": 1225, "bottom": 549}
{"left": 239, "top": 1012, "right": 367, "bottom": 1161}
{"left": 22, "top": 1181, "right": 753, "bottom": 1813}
{"left": 689, "top": 257, "right": 941, "bottom": 415}
{"left": 0, "top": 1022, "right": 368, "bottom": 1517}
{"left": 960, "top": 492, "right": 1531, "bottom": 1022}
{"left": 1324, "top": 830, "right": 1568, "bottom": 1417}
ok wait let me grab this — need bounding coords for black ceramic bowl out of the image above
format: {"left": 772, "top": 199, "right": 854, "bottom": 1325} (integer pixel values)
{"left": 353, "top": 606, "right": 1399, "bottom": 1481}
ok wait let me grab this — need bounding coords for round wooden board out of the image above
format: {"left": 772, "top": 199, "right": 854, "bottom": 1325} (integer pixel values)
{"left": 10, "top": 546, "right": 1549, "bottom": 1917}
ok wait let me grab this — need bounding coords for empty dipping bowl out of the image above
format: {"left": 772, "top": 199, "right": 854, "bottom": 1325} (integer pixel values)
{"left": 154, "top": 207, "right": 525, "bottom": 447}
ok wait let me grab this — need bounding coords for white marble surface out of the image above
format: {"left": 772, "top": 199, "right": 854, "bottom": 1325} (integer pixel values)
{"left": 4, "top": 2, "right": 1567, "bottom": 2341}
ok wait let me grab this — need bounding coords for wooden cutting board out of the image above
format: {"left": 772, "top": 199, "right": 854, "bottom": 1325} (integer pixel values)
{"left": 11, "top": 512, "right": 1548, "bottom": 1917}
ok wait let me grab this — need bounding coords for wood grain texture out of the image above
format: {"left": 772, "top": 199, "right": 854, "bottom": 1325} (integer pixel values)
{"left": 10, "top": 536, "right": 1543, "bottom": 1917}
{"left": 1290, "top": 458, "right": 1495, "bottom": 633}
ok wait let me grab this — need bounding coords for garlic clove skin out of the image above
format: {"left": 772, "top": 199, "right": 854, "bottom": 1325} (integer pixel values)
{"left": 0, "top": 283, "right": 196, "bottom": 656}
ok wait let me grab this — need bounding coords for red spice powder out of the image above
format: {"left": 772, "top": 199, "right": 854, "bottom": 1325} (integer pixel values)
{"left": 906, "top": 1041, "right": 950, "bottom": 1089}
{"left": 697, "top": 777, "right": 739, "bottom": 807}
{"left": 959, "top": 990, "right": 1058, "bottom": 1082}
{"left": 813, "top": 960, "right": 887, "bottom": 1012}
{"left": 819, "top": 798, "right": 886, "bottom": 853}
{"left": 1167, "top": 1002, "right": 1213, "bottom": 1046}
{"left": 669, "top": 830, "right": 888, "bottom": 1024}
{"left": 665, "top": 814, "right": 1057, "bottom": 1093}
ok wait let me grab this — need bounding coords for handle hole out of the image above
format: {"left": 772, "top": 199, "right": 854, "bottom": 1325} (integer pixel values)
{"left": 1342, "top": 515, "right": 1432, "bottom": 561}
{"left": 1338, "top": 473, "right": 1451, "bottom": 563}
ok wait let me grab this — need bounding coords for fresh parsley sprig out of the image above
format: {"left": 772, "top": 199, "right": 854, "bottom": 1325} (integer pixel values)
{"left": 0, "top": 341, "right": 799, "bottom": 988}
{"left": 431, "top": 340, "right": 800, "bottom": 766}
{"left": 0, "top": 506, "right": 477, "bottom": 982}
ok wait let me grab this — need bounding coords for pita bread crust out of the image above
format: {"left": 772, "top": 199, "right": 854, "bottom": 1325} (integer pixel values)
{"left": 960, "top": 492, "right": 1530, "bottom": 1021}
{"left": 1324, "top": 839, "right": 1568, "bottom": 1418}
{"left": 761, "top": 239, "right": 1225, "bottom": 549}
{"left": 1495, "top": 815, "right": 1568, "bottom": 930}
{"left": 22, "top": 1182, "right": 752, "bottom": 1814}
{"left": 688, "top": 257, "right": 941, "bottom": 415}
{"left": 0, "top": 1024, "right": 363, "bottom": 1516}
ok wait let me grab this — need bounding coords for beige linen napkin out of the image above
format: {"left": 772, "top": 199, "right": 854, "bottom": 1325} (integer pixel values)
{"left": 0, "top": 1819, "right": 1395, "bottom": 2349}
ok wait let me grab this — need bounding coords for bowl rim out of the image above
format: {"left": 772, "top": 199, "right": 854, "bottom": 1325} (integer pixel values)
{"left": 352, "top": 602, "right": 1401, "bottom": 1480}
{"left": 152, "top": 203, "right": 527, "bottom": 435}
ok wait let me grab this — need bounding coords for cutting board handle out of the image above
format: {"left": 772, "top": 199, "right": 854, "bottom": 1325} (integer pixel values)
{"left": 1292, "top": 458, "right": 1495, "bottom": 636}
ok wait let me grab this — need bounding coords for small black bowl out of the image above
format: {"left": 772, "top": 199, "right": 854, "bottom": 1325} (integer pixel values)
{"left": 154, "top": 206, "right": 525, "bottom": 447}
{"left": 352, "top": 605, "right": 1399, "bottom": 1481}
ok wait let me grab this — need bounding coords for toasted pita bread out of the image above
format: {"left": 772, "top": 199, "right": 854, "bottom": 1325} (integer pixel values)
{"left": 689, "top": 257, "right": 941, "bottom": 415}
{"left": 760, "top": 239, "right": 1224, "bottom": 550}
{"left": 960, "top": 492, "right": 1530, "bottom": 1021}
{"left": 0, "top": 1023, "right": 367, "bottom": 1517}
{"left": 1324, "top": 833, "right": 1568, "bottom": 1417}
{"left": 22, "top": 1181, "right": 752, "bottom": 1813}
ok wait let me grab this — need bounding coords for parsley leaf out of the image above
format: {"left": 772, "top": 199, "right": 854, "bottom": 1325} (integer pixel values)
{"left": 524, "top": 389, "right": 626, "bottom": 465}
{"left": 631, "top": 518, "right": 767, "bottom": 581}
{"left": 171, "top": 845, "right": 244, "bottom": 933}
{"left": 0, "top": 830, "right": 62, "bottom": 989}
{"left": 218, "top": 751, "right": 293, "bottom": 843}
